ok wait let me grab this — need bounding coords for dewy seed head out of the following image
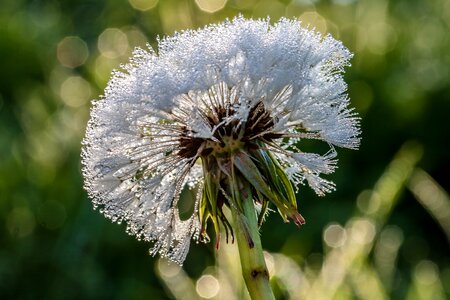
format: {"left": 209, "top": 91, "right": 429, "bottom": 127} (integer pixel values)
{"left": 82, "top": 16, "right": 360, "bottom": 264}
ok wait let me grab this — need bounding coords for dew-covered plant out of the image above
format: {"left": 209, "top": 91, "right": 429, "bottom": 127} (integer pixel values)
{"left": 82, "top": 16, "right": 360, "bottom": 299}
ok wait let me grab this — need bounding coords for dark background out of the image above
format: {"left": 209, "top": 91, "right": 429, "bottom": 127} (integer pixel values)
{"left": 1, "top": 0, "right": 449, "bottom": 299}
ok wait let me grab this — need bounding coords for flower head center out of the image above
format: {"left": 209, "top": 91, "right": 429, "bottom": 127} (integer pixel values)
{"left": 206, "top": 136, "right": 244, "bottom": 157}
{"left": 177, "top": 99, "right": 281, "bottom": 160}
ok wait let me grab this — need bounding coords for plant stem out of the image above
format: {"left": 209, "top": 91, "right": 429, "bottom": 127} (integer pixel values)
{"left": 231, "top": 191, "right": 275, "bottom": 300}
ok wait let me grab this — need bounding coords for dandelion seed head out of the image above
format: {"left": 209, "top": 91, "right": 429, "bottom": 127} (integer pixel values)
{"left": 82, "top": 16, "right": 360, "bottom": 264}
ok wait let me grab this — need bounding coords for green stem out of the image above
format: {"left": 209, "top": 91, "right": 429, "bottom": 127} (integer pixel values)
{"left": 230, "top": 189, "right": 275, "bottom": 300}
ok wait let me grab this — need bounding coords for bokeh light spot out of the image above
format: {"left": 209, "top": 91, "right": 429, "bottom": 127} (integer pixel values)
{"left": 357, "top": 190, "right": 380, "bottom": 214}
{"left": 129, "top": 0, "right": 159, "bottom": 11}
{"left": 299, "top": 11, "right": 328, "bottom": 34}
{"left": 157, "top": 259, "right": 181, "bottom": 277}
{"left": 98, "top": 28, "right": 129, "bottom": 59}
{"left": 323, "top": 223, "right": 347, "bottom": 248}
{"left": 415, "top": 261, "right": 439, "bottom": 285}
{"left": 195, "top": 0, "right": 227, "bottom": 13}
{"left": 366, "top": 22, "right": 397, "bottom": 55}
{"left": 124, "top": 27, "right": 148, "bottom": 48}
{"left": 196, "top": 274, "right": 220, "bottom": 299}
{"left": 60, "top": 76, "right": 92, "bottom": 107}
{"left": 57, "top": 36, "right": 89, "bottom": 68}
{"left": 95, "top": 55, "right": 118, "bottom": 83}
{"left": 349, "top": 218, "right": 376, "bottom": 245}
{"left": 378, "top": 226, "right": 403, "bottom": 250}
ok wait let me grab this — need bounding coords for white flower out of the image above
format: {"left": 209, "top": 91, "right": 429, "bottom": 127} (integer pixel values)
{"left": 82, "top": 16, "right": 360, "bottom": 264}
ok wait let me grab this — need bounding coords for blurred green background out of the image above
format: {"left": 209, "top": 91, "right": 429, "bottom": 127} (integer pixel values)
{"left": 1, "top": 0, "right": 449, "bottom": 299}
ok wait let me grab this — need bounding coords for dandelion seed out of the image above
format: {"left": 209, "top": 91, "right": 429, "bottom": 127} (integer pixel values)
{"left": 82, "top": 16, "right": 360, "bottom": 264}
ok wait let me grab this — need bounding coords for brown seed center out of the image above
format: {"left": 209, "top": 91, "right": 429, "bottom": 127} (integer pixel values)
{"left": 177, "top": 100, "right": 281, "bottom": 159}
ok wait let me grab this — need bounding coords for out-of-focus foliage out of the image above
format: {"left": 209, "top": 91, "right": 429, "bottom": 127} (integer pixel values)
{"left": 0, "top": 0, "right": 449, "bottom": 299}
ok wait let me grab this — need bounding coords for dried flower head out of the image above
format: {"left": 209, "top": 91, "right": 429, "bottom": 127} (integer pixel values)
{"left": 82, "top": 17, "right": 360, "bottom": 264}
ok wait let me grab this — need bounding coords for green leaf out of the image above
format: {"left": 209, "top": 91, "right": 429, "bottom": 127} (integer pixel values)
{"left": 269, "top": 151, "right": 298, "bottom": 209}
{"left": 233, "top": 150, "right": 277, "bottom": 202}
{"left": 234, "top": 150, "right": 305, "bottom": 226}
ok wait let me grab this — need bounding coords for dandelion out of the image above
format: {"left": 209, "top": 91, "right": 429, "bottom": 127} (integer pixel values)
{"left": 82, "top": 16, "right": 360, "bottom": 299}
